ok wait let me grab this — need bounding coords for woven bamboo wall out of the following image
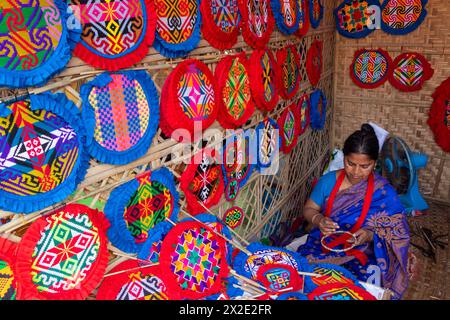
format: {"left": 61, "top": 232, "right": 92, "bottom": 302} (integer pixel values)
{"left": 0, "top": 0, "right": 337, "bottom": 277}
{"left": 333, "top": 0, "right": 450, "bottom": 204}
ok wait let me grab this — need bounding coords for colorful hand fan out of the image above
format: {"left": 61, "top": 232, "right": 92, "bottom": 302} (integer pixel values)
{"left": 239, "top": 0, "right": 275, "bottom": 49}
{"left": 350, "top": 48, "right": 392, "bottom": 89}
{"left": 153, "top": 0, "right": 201, "bottom": 58}
{"left": 427, "top": 77, "right": 450, "bottom": 153}
{"left": 388, "top": 52, "right": 434, "bottom": 92}
{"left": 105, "top": 168, "right": 179, "bottom": 254}
{"left": 80, "top": 70, "right": 160, "bottom": 165}
{"left": 180, "top": 148, "right": 225, "bottom": 215}
{"left": 0, "top": 92, "right": 89, "bottom": 214}
{"left": 306, "top": 39, "right": 323, "bottom": 87}
{"left": 256, "top": 117, "right": 280, "bottom": 170}
{"left": 249, "top": 49, "right": 280, "bottom": 112}
{"left": 271, "top": 0, "right": 300, "bottom": 35}
{"left": 295, "top": 0, "right": 310, "bottom": 37}
{"left": 278, "top": 103, "right": 301, "bottom": 154}
{"left": 297, "top": 93, "right": 311, "bottom": 135}
{"left": 222, "top": 130, "right": 254, "bottom": 200}
{"left": 256, "top": 263, "right": 304, "bottom": 293}
{"left": 381, "top": 0, "right": 428, "bottom": 35}
{"left": 276, "top": 45, "right": 301, "bottom": 100}
{"left": 0, "top": 237, "right": 19, "bottom": 300}
{"left": 70, "top": 0, "right": 156, "bottom": 71}
{"left": 224, "top": 178, "right": 240, "bottom": 201}
{"left": 0, "top": 0, "right": 81, "bottom": 88}
{"left": 96, "top": 259, "right": 180, "bottom": 300}
{"left": 159, "top": 220, "right": 229, "bottom": 299}
{"left": 310, "top": 89, "right": 327, "bottom": 130}
{"left": 136, "top": 221, "right": 173, "bottom": 265}
{"left": 215, "top": 53, "right": 255, "bottom": 129}
{"left": 277, "top": 292, "right": 309, "bottom": 300}
{"left": 200, "top": 0, "right": 241, "bottom": 50}
{"left": 233, "top": 243, "right": 310, "bottom": 281}
{"left": 182, "top": 213, "right": 233, "bottom": 265}
{"left": 303, "top": 263, "right": 358, "bottom": 293}
{"left": 15, "top": 204, "right": 110, "bottom": 300}
{"left": 160, "top": 59, "right": 219, "bottom": 142}
{"left": 308, "top": 283, "right": 376, "bottom": 300}
{"left": 334, "top": 0, "right": 378, "bottom": 39}
{"left": 309, "top": 0, "right": 323, "bottom": 29}
{"left": 223, "top": 206, "right": 245, "bottom": 229}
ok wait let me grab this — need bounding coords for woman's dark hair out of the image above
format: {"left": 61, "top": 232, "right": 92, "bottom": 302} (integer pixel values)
{"left": 343, "top": 123, "right": 379, "bottom": 160}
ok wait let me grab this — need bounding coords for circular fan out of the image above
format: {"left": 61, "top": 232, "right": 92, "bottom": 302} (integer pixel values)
{"left": 105, "top": 168, "right": 179, "bottom": 254}
{"left": 0, "top": 0, "right": 81, "bottom": 88}
{"left": 160, "top": 59, "right": 218, "bottom": 142}
{"left": 350, "top": 48, "right": 393, "bottom": 89}
{"left": 80, "top": 70, "right": 160, "bottom": 165}
{"left": 271, "top": 0, "right": 300, "bottom": 35}
{"left": 278, "top": 103, "right": 301, "bottom": 154}
{"left": 389, "top": 52, "right": 434, "bottom": 92}
{"left": 0, "top": 93, "right": 89, "bottom": 214}
{"left": 306, "top": 39, "right": 323, "bottom": 87}
{"left": 334, "top": 0, "right": 378, "bottom": 39}
{"left": 239, "top": 0, "right": 275, "bottom": 49}
{"left": 256, "top": 263, "right": 303, "bottom": 293}
{"left": 200, "top": 0, "right": 241, "bottom": 50}
{"left": 71, "top": 0, "right": 156, "bottom": 70}
{"left": 256, "top": 118, "right": 281, "bottom": 170}
{"left": 303, "top": 263, "right": 358, "bottom": 293}
{"left": 223, "top": 206, "right": 245, "bottom": 229}
{"left": 233, "top": 242, "right": 311, "bottom": 281}
{"left": 0, "top": 237, "right": 20, "bottom": 300}
{"left": 428, "top": 77, "right": 450, "bottom": 153}
{"left": 379, "top": 135, "right": 429, "bottom": 213}
{"left": 159, "top": 220, "right": 229, "bottom": 299}
{"left": 249, "top": 49, "right": 280, "bottom": 112}
{"left": 309, "top": 0, "right": 324, "bottom": 29}
{"left": 297, "top": 93, "right": 311, "bottom": 135}
{"left": 308, "top": 283, "right": 376, "bottom": 300}
{"left": 96, "top": 260, "right": 180, "bottom": 300}
{"left": 153, "top": 0, "right": 201, "bottom": 58}
{"left": 221, "top": 130, "right": 254, "bottom": 200}
{"left": 276, "top": 45, "right": 301, "bottom": 100}
{"left": 295, "top": 0, "right": 310, "bottom": 37}
{"left": 310, "top": 89, "right": 327, "bottom": 130}
{"left": 180, "top": 148, "right": 224, "bottom": 215}
{"left": 215, "top": 53, "right": 255, "bottom": 129}
{"left": 15, "top": 204, "right": 110, "bottom": 300}
{"left": 380, "top": 0, "right": 428, "bottom": 35}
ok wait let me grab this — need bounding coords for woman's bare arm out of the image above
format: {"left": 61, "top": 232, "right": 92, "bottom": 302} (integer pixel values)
{"left": 303, "top": 198, "right": 339, "bottom": 234}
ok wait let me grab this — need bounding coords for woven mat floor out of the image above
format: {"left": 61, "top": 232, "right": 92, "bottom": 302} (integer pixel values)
{"left": 403, "top": 201, "right": 449, "bottom": 300}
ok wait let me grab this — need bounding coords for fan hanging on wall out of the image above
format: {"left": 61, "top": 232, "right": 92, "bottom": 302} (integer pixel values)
{"left": 378, "top": 135, "right": 429, "bottom": 215}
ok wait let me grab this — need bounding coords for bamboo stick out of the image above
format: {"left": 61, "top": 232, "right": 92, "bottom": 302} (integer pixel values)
{"left": 179, "top": 209, "right": 252, "bottom": 256}
{"left": 230, "top": 269, "right": 268, "bottom": 293}
{"left": 196, "top": 201, "right": 250, "bottom": 246}
{"left": 104, "top": 262, "right": 159, "bottom": 278}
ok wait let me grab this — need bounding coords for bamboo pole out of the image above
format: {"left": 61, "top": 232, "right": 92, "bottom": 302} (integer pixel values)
{"left": 178, "top": 209, "right": 252, "bottom": 256}
{"left": 196, "top": 201, "right": 250, "bottom": 246}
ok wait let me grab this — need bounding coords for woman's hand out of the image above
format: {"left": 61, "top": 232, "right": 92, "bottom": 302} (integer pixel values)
{"left": 350, "top": 229, "right": 374, "bottom": 246}
{"left": 316, "top": 216, "right": 340, "bottom": 236}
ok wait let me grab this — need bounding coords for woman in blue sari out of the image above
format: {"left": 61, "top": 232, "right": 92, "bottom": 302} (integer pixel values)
{"left": 298, "top": 124, "right": 410, "bottom": 299}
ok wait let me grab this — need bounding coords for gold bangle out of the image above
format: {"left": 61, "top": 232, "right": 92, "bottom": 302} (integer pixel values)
{"left": 311, "top": 213, "right": 323, "bottom": 226}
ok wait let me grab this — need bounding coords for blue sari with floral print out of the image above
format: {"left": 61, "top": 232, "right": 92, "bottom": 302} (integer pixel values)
{"left": 298, "top": 173, "right": 410, "bottom": 299}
